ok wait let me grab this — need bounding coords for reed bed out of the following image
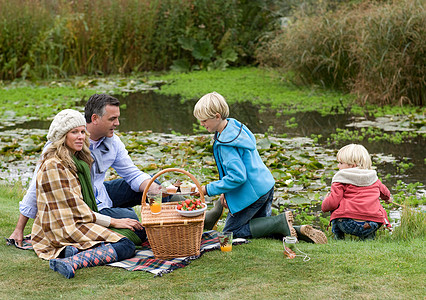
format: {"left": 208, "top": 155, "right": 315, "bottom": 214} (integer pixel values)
{"left": 0, "top": 0, "right": 271, "bottom": 79}
{"left": 257, "top": 0, "right": 425, "bottom": 106}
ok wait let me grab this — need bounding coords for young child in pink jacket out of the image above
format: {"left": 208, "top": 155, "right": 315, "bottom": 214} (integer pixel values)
{"left": 322, "top": 144, "right": 392, "bottom": 240}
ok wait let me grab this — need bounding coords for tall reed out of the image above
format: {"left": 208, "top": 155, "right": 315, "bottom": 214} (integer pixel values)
{"left": 390, "top": 207, "right": 426, "bottom": 240}
{"left": 256, "top": 0, "right": 425, "bottom": 106}
{"left": 0, "top": 0, "right": 273, "bottom": 80}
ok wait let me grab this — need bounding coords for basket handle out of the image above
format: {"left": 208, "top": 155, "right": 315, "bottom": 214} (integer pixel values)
{"left": 141, "top": 168, "right": 205, "bottom": 205}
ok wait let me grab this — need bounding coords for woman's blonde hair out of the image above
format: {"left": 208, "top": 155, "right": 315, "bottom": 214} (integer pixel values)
{"left": 193, "top": 92, "right": 229, "bottom": 120}
{"left": 39, "top": 130, "right": 93, "bottom": 173}
{"left": 336, "top": 144, "right": 372, "bottom": 169}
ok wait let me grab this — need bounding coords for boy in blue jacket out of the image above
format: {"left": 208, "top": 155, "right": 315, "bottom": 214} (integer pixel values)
{"left": 194, "top": 92, "right": 297, "bottom": 239}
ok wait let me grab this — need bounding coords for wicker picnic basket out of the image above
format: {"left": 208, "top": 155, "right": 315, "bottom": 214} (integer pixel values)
{"left": 141, "top": 168, "right": 205, "bottom": 259}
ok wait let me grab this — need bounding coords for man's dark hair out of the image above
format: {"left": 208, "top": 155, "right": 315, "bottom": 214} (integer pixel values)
{"left": 84, "top": 94, "right": 120, "bottom": 123}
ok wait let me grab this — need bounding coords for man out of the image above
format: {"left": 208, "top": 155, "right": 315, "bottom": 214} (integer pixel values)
{"left": 9, "top": 94, "right": 162, "bottom": 246}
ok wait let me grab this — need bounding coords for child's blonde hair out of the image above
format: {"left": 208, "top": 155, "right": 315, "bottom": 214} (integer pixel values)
{"left": 193, "top": 92, "right": 229, "bottom": 121}
{"left": 336, "top": 144, "right": 372, "bottom": 169}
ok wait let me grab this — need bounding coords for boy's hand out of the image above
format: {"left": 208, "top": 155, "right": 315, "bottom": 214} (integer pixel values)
{"left": 196, "top": 186, "right": 207, "bottom": 196}
{"left": 384, "top": 196, "right": 393, "bottom": 204}
{"left": 220, "top": 194, "right": 228, "bottom": 209}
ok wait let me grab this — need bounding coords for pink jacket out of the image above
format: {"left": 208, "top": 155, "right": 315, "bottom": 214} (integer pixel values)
{"left": 322, "top": 168, "right": 391, "bottom": 225}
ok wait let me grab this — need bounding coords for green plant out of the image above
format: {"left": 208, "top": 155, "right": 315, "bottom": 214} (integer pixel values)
{"left": 257, "top": 0, "right": 425, "bottom": 106}
{"left": 325, "top": 127, "right": 422, "bottom": 146}
{"left": 391, "top": 181, "right": 426, "bottom": 207}
{"left": 171, "top": 38, "right": 238, "bottom": 72}
{"left": 389, "top": 205, "right": 426, "bottom": 240}
{"left": 0, "top": 0, "right": 276, "bottom": 80}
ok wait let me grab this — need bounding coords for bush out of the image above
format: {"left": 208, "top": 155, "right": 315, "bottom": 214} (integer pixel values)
{"left": 0, "top": 0, "right": 275, "bottom": 80}
{"left": 257, "top": 0, "right": 425, "bottom": 106}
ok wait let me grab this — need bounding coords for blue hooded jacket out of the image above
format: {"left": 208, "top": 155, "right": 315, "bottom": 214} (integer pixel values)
{"left": 206, "top": 118, "right": 275, "bottom": 214}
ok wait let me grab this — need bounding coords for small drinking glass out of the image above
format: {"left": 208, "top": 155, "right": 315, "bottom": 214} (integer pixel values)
{"left": 218, "top": 231, "right": 233, "bottom": 252}
{"left": 283, "top": 236, "right": 297, "bottom": 259}
{"left": 148, "top": 191, "right": 162, "bottom": 214}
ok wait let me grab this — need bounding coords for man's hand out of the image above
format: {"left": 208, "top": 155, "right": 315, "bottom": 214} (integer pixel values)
{"left": 110, "top": 218, "right": 143, "bottom": 231}
{"left": 9, "top": 228, "right": 24, "bottom": 247}
{"left": 140, "top": 179, "right": 161, "bottom": 194}
{"left": 8, "top": 214, "right": 30, "bottom": 247}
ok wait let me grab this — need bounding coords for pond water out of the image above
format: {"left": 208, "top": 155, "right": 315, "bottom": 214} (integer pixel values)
{"left": 114, "top": 92, "right": 425, "bottom": 186}
{"left": 114, "top": 92, "right": 351, "bottom": 137}
{"left": 2, "top": 91, "right": 425, "bottom": 188}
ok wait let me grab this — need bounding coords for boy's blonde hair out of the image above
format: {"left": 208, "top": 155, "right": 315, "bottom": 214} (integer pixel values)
{"left": 193, "top": 92, "right": 229, "bottom": 120}
{"left": 336, "top": 144, "right": 372, "bottom": 169}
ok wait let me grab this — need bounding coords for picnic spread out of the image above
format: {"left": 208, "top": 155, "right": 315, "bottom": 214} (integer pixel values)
{"left": 141, "top": 168, "right": 206, "bottom": 260}
{"left": 5, "top": 168, "right": 250, "bottom": 276}
{"left": 5, "top": 231, "right": 249, "bottom": 277}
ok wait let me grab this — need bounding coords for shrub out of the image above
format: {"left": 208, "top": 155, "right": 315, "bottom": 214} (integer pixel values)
{"left": 257, "top": 0, "right": 425, "bottom": 106}
{"left": 0, "top": 0, "right": 275, "bottom": 79}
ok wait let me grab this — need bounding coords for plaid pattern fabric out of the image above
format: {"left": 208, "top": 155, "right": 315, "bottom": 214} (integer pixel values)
{"left": 32, "top": 157, "right": 123, "bottom": 260}
{"left": 5, "top": 235, "right": 33, "bottom": 250}
{"left": 6, "top": 230, "right": 249, "bottom": 277}
{"left": 108, "top": 230, "right": 249, "bottom": 277}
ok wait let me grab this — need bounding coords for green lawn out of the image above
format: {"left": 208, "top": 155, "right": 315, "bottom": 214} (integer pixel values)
{"left": 1, "top": 184, "right": 425, "bottom": 299}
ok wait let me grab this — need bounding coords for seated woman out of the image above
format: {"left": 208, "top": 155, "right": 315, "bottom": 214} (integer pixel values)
{"left": 31, "top": 109, "right": 140, "bottom": 279}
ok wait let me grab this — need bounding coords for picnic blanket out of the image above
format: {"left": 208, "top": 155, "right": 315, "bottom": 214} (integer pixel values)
{"left": 5, "top": 230, "right": 249, "bottom": 277}
{"left": 5, "top": 234, "right": 33, "bottom": 250}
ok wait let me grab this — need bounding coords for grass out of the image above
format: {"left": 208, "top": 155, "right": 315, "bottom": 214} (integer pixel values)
{"left": 153, "top": 67, "right": 423, "bottom": 116}
{"left": 0, "top": 85, "right": 95, "bottom": 121}
{"left": 1, "top": 184, "right": 425, "bottom": 299}
{"left": 153, "top": 67, "right": 358, "bottom": 114}
{"left": 0, "top": 68, "right": 422, "bottom": 127}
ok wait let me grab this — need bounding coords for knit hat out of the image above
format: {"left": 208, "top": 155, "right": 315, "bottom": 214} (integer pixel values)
{"left": 47, "top": 109, "right": 86, "bottom": 142}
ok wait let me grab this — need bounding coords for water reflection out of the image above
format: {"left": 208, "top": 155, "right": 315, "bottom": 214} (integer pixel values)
{"left": 116, "top": 92, "right": 196, "bottom": 133}
{"left": 116, "top": 91, "right": 351, "bottom": 136}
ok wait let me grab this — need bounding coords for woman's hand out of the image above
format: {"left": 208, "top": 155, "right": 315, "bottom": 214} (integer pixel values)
{"left": 220, "top": 194, "right": 228, "bottom": 209}
{"left": 110, "top": 218, "right": 143, "bottom": 231}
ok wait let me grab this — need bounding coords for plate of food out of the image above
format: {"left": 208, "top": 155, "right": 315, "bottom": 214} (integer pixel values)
{"left": 162, "top": 180, "right": 198, "bottom": 195}
{"left": 176, "top": 199, "right": 207, "bottom": 217}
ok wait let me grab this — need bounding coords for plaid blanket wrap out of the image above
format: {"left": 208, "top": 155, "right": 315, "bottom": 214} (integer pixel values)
{"left": 31, "top": 157, "right": 123, "bottom": 260}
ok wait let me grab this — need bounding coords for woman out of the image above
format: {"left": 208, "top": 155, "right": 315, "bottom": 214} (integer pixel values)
{"left": 32, "top": 109, "right": 140, "bottom": 279}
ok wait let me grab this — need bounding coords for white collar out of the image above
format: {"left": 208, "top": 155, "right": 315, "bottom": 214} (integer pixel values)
{"left": 332, "top": 168, "right": 378, "bottom": 186}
